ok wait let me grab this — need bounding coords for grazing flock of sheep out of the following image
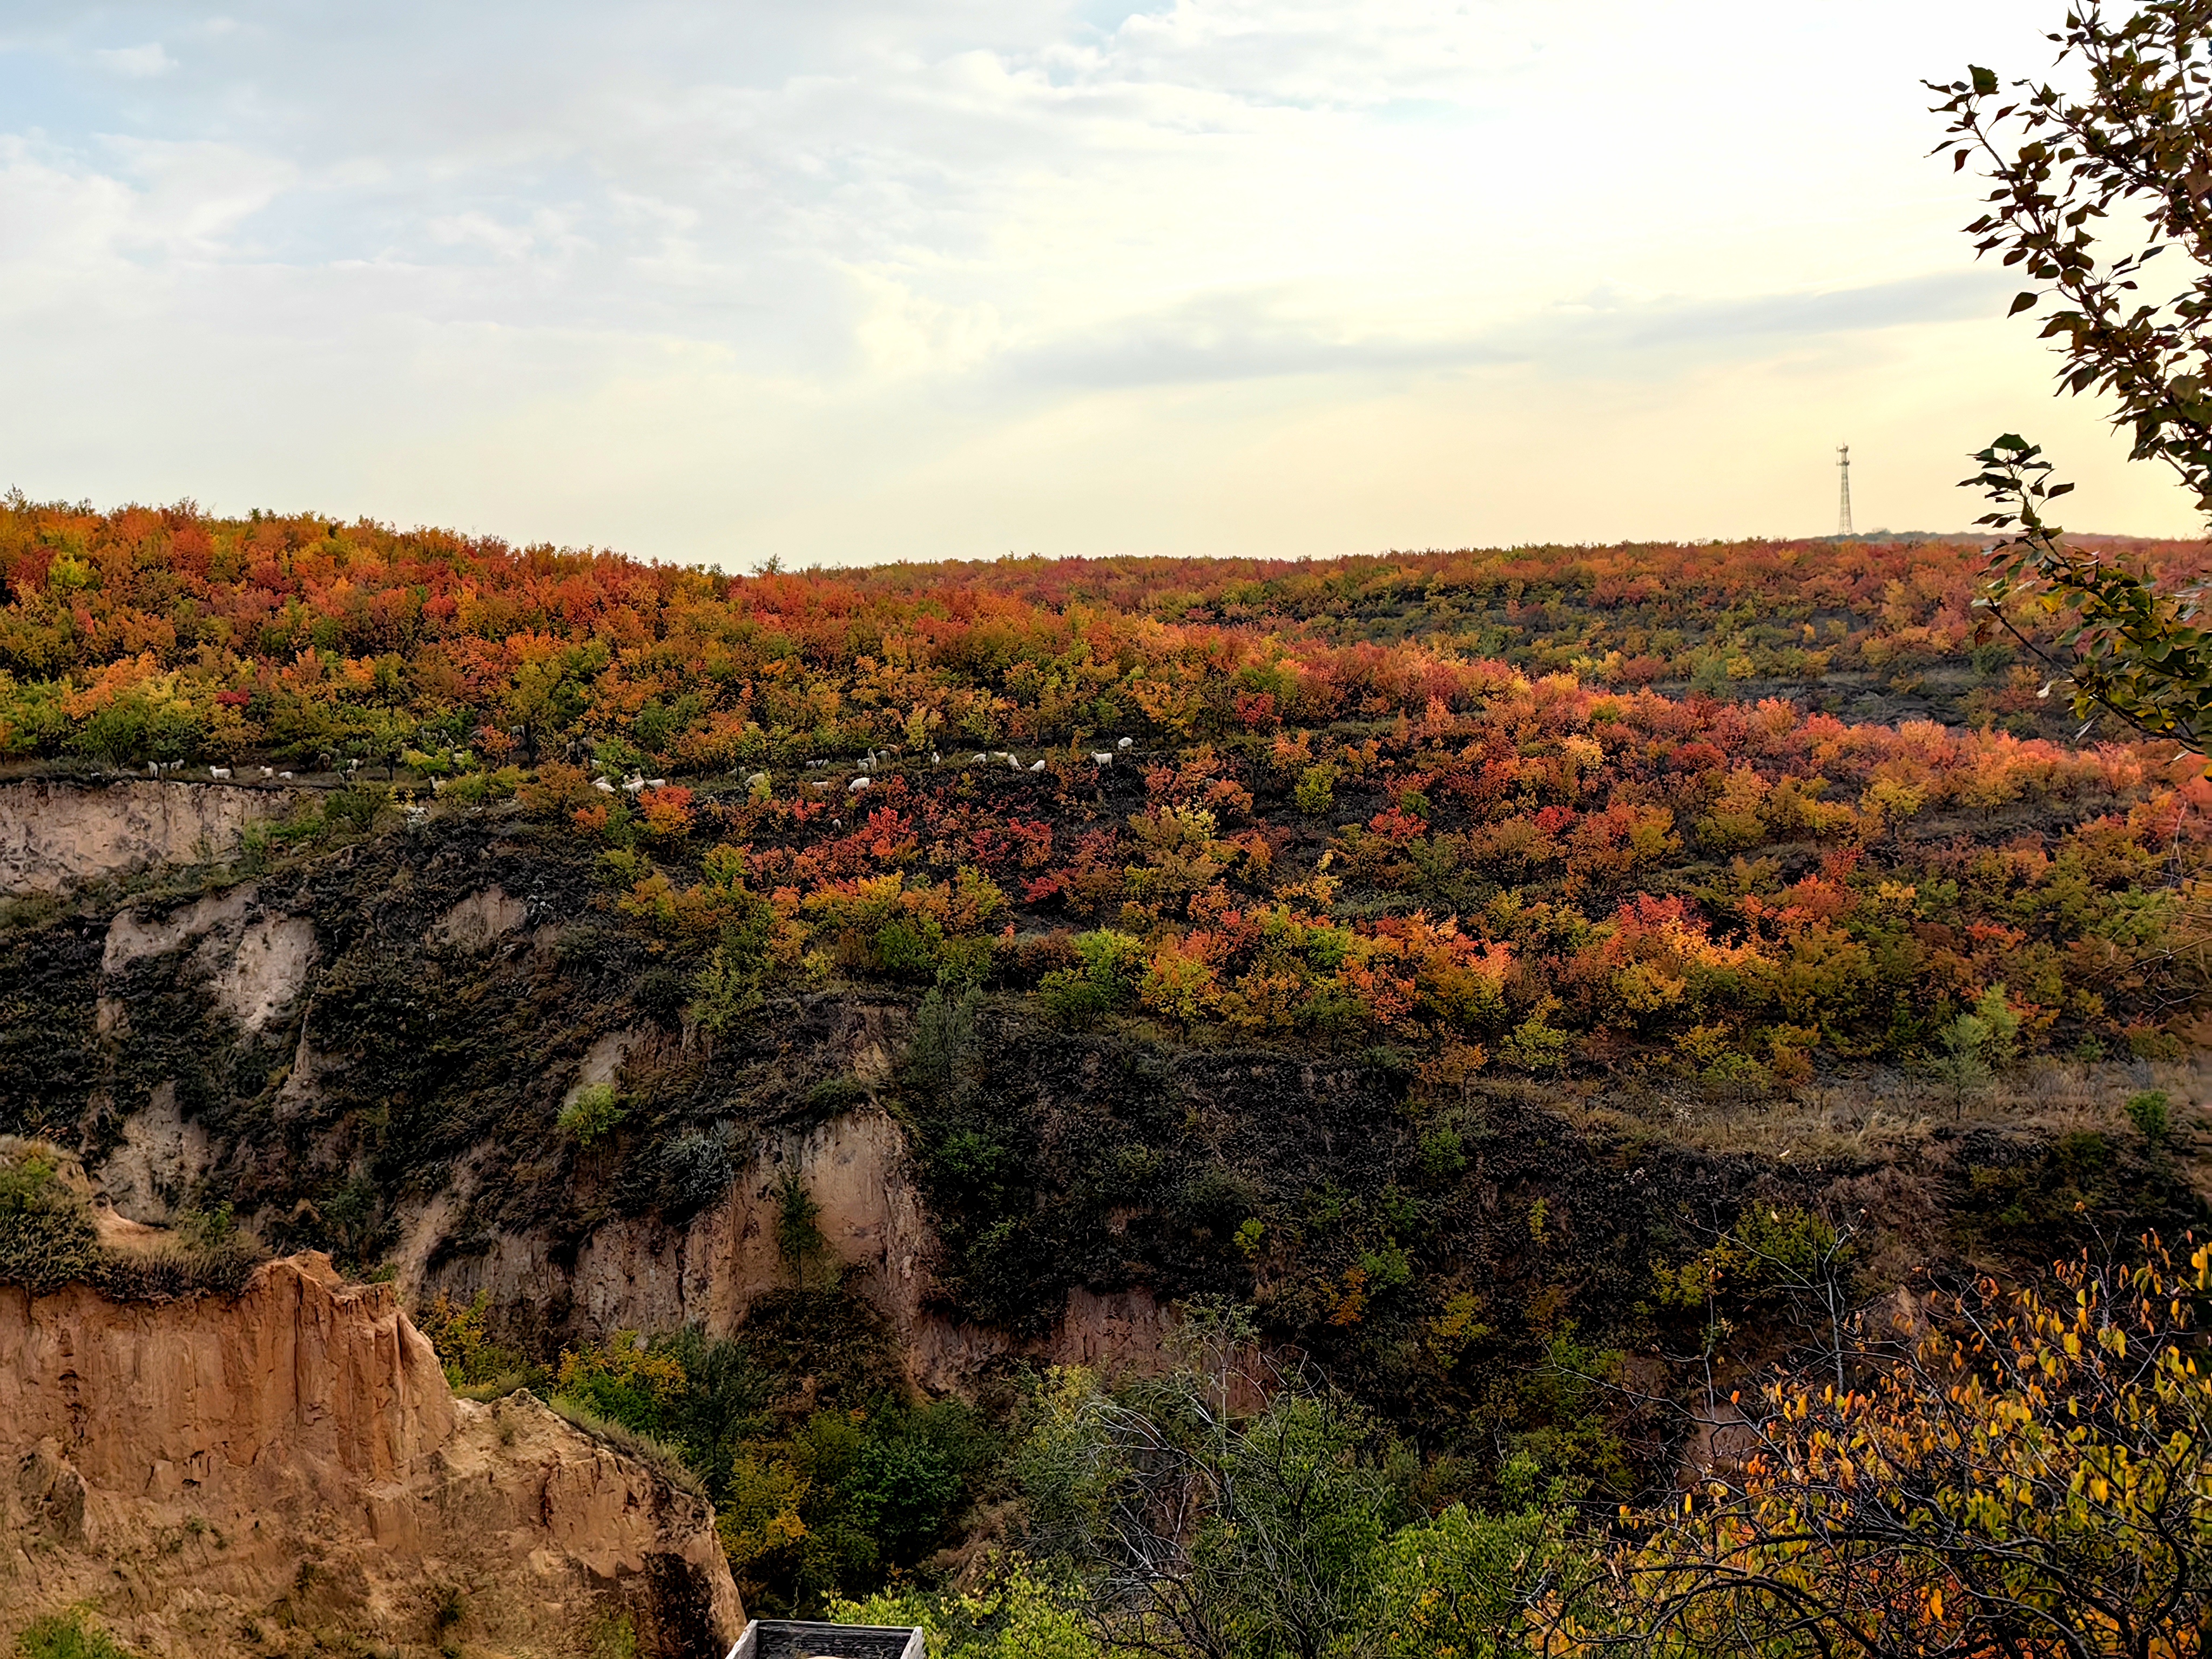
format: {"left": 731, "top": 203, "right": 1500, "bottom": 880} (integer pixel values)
{"left": 147, "top": 759, "right": 295, "bottom": 781}
{"left": 130, "top": 736, "right": 1141, "bottom": 798}
{"left": 796, "top": 735, "right": 1136, "bottom": 795}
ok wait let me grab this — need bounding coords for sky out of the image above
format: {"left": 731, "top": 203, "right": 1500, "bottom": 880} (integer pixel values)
{"left": 0, "top": 2, "right": 2201, "bottom": 567}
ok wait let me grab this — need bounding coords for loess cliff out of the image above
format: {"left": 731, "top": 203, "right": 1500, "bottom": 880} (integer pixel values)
{"left": 0, "top": 1242, "right": 743, "bottom": 1658}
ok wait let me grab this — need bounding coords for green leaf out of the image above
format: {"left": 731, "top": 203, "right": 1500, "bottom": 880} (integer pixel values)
{"left": 1971, "top": 65, "right": 1999, "bottom": 96}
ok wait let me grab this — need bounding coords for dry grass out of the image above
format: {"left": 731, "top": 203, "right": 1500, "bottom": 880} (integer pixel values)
{"left": 1581, "top": 1055, "right": 2211, "bottom": 1173}
{"left": 544, "top": 1395, "right": 705, "bottom": 1496}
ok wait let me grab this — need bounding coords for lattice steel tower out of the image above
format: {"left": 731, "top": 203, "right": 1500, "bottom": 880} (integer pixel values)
{"left": 1836, "top": 443, "right": 1854, "bottom": 537}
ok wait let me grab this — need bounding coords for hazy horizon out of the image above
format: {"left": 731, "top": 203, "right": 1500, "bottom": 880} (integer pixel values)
{"left": 3, "top": 1, "right": 2204, "bottom": 566}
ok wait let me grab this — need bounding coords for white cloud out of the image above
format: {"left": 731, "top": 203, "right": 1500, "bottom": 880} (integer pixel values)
{"left": 92, "top": 42, "right": 174, "bottom": 77}
{"left": 0, "top": 0, "right": 2197, "bottom": 558}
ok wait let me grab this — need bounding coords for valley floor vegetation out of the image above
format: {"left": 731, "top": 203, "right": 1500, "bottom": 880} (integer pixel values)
{"left": 416, "top": 1234, "right": 2212, "bottom": 1659}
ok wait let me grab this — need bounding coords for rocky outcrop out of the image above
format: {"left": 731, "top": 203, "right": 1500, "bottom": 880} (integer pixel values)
{"left": 98, "top": 881, "right": 319, "bottom": 1051}
{"left": 0, "top": 1254, "right": 744, "bottom": 1658}
{"left": 429, "top": 885, "right": 531, "bottom": 951}
{"left": 417, "top": 1104, "right": 1182, "bottom": 1393}
{"left": 422, "top": 1107, "right": 935, "bottom": 1342}
{"left": 91, "top": 1081, "right": 210, "bottom": 1224}
{"left": 0, "top": 778, "right": 311, "bottom": 896}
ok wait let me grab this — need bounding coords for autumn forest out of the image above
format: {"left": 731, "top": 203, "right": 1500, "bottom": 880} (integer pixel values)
{"left": 4, "top": 495, "right": 2206, "bottom": 1083}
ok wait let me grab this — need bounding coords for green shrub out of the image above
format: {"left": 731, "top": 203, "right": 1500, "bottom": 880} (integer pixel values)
{"left": 905, "top": 986, "right": 981, "bottom": 1094}
{"left": 559, "top": 1083, "right": 627, "bottom": 1147}
{"left": 1035, "top": 929, "right": 1144, "bottom": 1026}
{"left": 832, "top": 1562, "right": 1096, "bottom": 1659}
{"left": 1294, "top": 762, "right": 1338, "bottom": 816}
{"left": 322, "top": 783, "right": 388, "bottom": 832}
{"left": 14, "top": 1609, "right": 137, "bottom": 1658}
{"left": 2127, "top": 1089, "right": 2173, "bottom": 1147}
{"left": 1933, "top": 984, "right": 2023, "bottom": 1102}
{"left": 1419, "top": 1124, "right": 1468, "bottom": 1181}
{"left": 692, "top": 900, "right": 774, "bottom": 1033}
{"left": 0, "top": 1145, "right": 99, "bottom": 1295}
{"left": 1499, "top": 1013, "right": 1570, "bottom": 1074}
{"left": 804, "top": 1076, "right": 871, "bottom": 1120}
{"left": 596, "top": 847, "right": 648, "bottom": 888}
{"left": 2128, "top": 1024, "right": 2187, "bottom": 1061}
{"left": 66, "top": 689, "right": 205, "bottom": 767}
{"left": 438, "top": 768, "right": 523, "bottom": 806}
{"left": 775, "top": 1169, "right": 827, "bottom": 1285}
{"left": 933, "top": 1130, "right": 1011, "bottom": 1206}
{"left": 0, "top": 1141, "right": 267, "bottom": 1301}
{"left": 417, "top": 1289, "right": 531, "bottom": 1388}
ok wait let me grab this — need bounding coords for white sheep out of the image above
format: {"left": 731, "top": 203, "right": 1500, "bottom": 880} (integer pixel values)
{"left": 147, "top": 761, "right": 160, "bottom": 776}
{"left": 209, "top": 766, "right": 232, "bottom": 779}
{"left": 848, "top": 775, "right": 871, "bottom": 793}
{"left": 646, "top": 778, "right": 667, "bottom": 788}
{"left": 592, "top": 777, "right": 616, "bottom": 794}
{"left": 1117, "top": 737, "right": 1134, "bottom": 750}
{"left": 930, "top": 751, "right": 940, "bottom": 764}
{"left": 746, "top": 772, "right": 769, "bottom": 788}
{"left": 279, "top": 770, "right": 295, "bottom": 780}
{"left": 260, "top": 766, "right": 274, "bottom": 778}
{"left": 971, "top": 753, "right": 987, "bottom": 763}
{"left": 1029, "top": 759, "right": 1046, "bottom": 772}
{"left": 1007, "top": 754, "right": 1022, "bottom": 772}
{"left": 623, "top": 777, "right": 646, "bottom": 794}
{"left": 1090, "top": 752, "right": 1113, "bottom": 765}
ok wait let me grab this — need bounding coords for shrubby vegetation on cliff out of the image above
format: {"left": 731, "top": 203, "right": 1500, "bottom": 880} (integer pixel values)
{"left": 0, "top": 1139, "right": 264, "bottom": 1301}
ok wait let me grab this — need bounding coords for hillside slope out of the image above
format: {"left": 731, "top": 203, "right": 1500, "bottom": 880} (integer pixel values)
{"left": 3, "top": 504, "right": 2209, "bottom": 1618}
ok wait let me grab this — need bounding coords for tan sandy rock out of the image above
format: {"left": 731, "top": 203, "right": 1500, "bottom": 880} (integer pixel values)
{"left": 0, "top": 779, "right": 309, "bottom": 897}
{"left": 0, "top": 1254, "right": 744, "bottom": 1658}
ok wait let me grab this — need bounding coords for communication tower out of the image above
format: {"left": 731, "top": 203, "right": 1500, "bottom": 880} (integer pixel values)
{"left": 1836, "top": 443, "right": 1854, "bottom": 537}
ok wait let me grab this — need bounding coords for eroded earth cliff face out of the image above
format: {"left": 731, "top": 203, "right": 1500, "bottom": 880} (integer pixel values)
{"left": 6, "top": 773, "right": 2207, "bottom": 1585}
{"left": 2, "top": 783, "right": 1231, "bottom": 1395}
{"left": 0, "top": 777, "right": 311, "bottom": 896}
{"left": 407, "top": 1100, "right": 1177, "bottom": 1393}
{"left": 0, "top": 1252, "right": 744, "bottom": 1658}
